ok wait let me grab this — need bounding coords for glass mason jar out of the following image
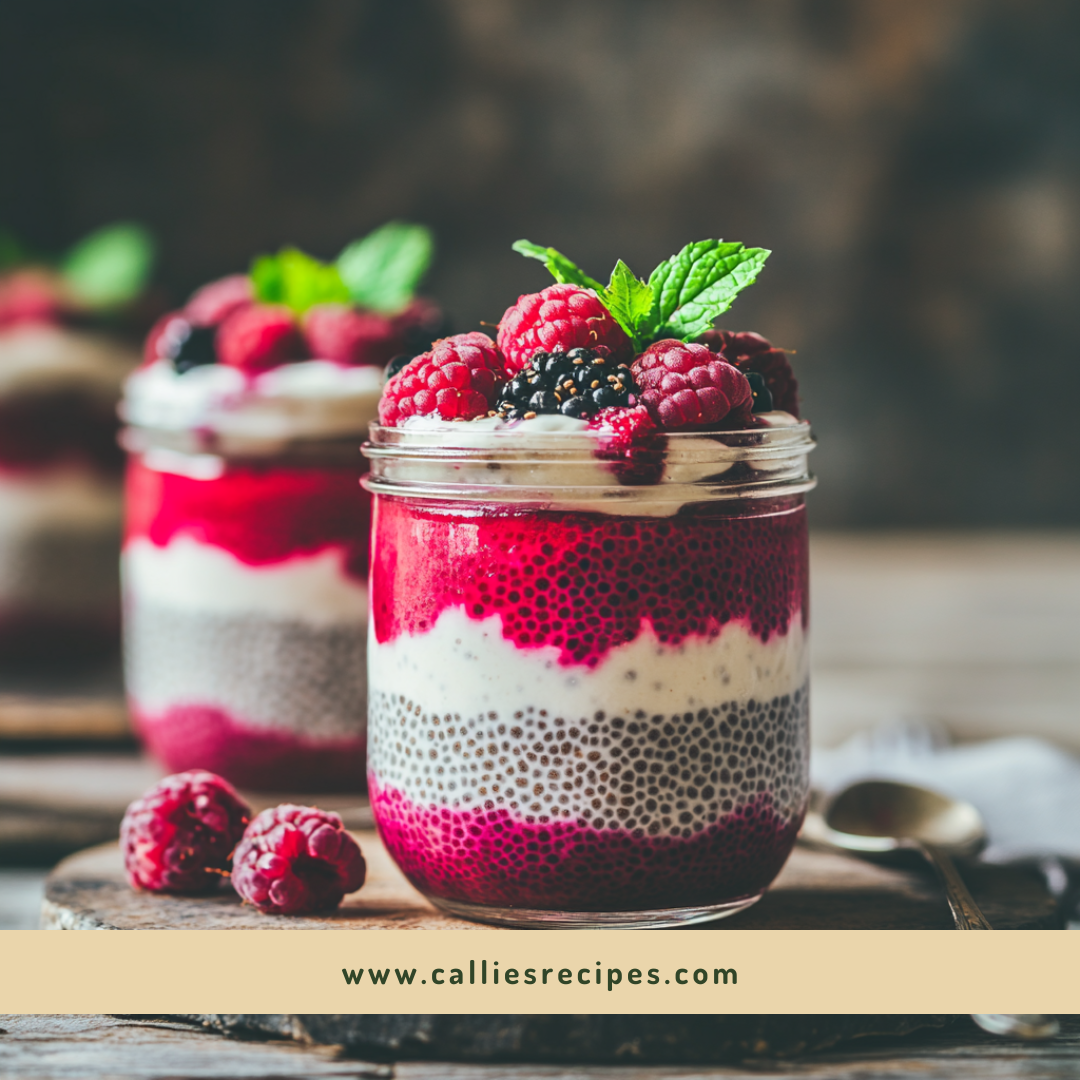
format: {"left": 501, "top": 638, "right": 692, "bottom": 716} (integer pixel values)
{"left": 121, "top": 418, "right": 372, "bottom": 793}
{"left": 363, "top": 419, "right": 815, "bottom": 927}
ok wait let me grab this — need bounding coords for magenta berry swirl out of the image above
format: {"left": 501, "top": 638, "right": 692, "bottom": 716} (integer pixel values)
{"left": 372, "top": 499, "right": 807, "bottom": 667}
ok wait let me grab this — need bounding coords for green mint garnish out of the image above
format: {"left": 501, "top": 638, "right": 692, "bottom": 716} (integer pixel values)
{"left": 599, "top": 260, "right": 655, "bottom": 351}
{"left": 511, "top": 240, "right": 603, "bottom": 293}
{"left": 250, "top": 247, "right": 351, "bottom": 314}
{"left": 60, "top": 223, "right": 155, "bottom": 308}
{"left": 337, "top": 222, "right": 434, "bottom": 314}
{"left": 512, "top": 236, "right": 770, "bottom": 348}
{"left": 250, "top": 223, "right": 433, "bottom": 317}
{"left": 647, "top": 239, "right": 769, "bottom": 341}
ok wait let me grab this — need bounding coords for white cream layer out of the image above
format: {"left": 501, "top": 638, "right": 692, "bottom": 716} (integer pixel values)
{"left": 123, "top": 535, "right": 367, "bottom": 627}
{"left": 122, "top": 358, "right": 382, "bottom": 450}
{"left": 0, "top": 324, "right": 137, "bottom": 399}
{"left": 370, "top": 605, "right": 807, "bottom": 721}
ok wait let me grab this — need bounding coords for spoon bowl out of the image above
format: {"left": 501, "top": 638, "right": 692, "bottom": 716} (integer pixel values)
{"left": 825, "top": 779, "right": 986, "bottom": 856}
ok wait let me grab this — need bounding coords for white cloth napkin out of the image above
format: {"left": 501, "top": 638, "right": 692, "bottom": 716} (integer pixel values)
{"left": 811, "top": 721, "right": 1080, "bottom": 864}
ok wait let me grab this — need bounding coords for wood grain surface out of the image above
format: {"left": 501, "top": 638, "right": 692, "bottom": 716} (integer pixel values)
{"left": 41, "top": 829, "right": 1058, "bottom": 931}
{"left": 2, "top": 1014, "right": 1078, "bottom": 1078}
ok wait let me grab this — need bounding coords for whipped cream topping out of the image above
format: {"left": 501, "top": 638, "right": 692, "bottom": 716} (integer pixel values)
{"left": 122, "top": 358, "right": 383, "bottom": 448}
{"left": 0, "top": 324, "right": 138, "bottom": 399}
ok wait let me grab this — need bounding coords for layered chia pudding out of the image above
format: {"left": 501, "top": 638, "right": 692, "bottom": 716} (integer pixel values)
{"left": 0, "top": 225, "right": 154, "bottom": 659}
{"left": 122, "top": 224, "right": 440, "bottom": 791}
{"left": 364, "top": 238, "right": 814, "bottom": 926}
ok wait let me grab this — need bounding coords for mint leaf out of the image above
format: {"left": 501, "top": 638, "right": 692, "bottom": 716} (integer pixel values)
{"left": 61, "top": 223, "right": 155, "bottom": 308}
{"left": 250, "top": 247, "right": 351, "bottom": 314}
{"left": 512, "top": 240, "right": 603, "bottom": 292}
{"left": 337, "top": 222, "right": 433, "bottom": 314}
{"left": 648, "top": 240, "right": 769, "bottom": 342}
{"left": 599, "top": 260, "right": 654, "bottom": 350}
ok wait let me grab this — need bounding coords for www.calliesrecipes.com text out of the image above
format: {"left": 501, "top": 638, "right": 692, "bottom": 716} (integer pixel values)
{"left": 342, "top": 960, "right": 737, "bottom": 991}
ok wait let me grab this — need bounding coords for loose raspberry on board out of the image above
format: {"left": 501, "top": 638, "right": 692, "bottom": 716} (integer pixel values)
{"left": 231, "top": 805, "right": 366, "bottom": 915}
{"left": 120, "top": 771, "right": 251, "bottom": 895}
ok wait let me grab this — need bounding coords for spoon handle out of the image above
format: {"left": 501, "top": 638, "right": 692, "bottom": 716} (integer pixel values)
{"left": 919, "top": 842, "right": 994, "bottom": 930}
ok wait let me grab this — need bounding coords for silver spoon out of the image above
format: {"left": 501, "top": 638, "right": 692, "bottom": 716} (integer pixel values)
{"left": 819, "top": 779, "right": 991, "bottom": 929}
{"left": 802, "top": 779, "right": 1059, "bottom": 1040}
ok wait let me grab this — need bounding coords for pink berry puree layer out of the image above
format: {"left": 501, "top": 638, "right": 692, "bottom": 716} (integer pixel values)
{"left": 372, "top": 497, "right": 807, "bottom": 666}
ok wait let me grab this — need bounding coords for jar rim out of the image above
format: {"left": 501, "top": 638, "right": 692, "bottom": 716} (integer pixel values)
{"left": 362, "top": 419, "right": 815, "bottom": 507}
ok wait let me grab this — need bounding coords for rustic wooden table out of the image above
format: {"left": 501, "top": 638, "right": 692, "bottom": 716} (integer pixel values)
{"left": 1, "top": 1014, "right": 1078, "bottom": 1079}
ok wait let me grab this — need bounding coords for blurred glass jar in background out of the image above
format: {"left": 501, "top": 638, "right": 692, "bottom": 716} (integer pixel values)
{"left": 0, "top": 225, "right": 154, "bottom": 661}
{"left": 120, "top": 227, "right": 441, "bottom": 791}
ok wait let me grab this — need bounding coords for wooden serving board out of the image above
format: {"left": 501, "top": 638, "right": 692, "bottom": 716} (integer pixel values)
{"left": 42, "top": 830, "right": 1058, "bottom": 930}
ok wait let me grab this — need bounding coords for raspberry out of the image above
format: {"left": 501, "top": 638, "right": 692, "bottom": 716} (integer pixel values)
{"left": 231, "top": 805, "right": 366, "bottom": 915}
{"left": 303, "top": 303, "right": 400, "bottom": 367}
{"left": 378, "top": 332, "right": 504, "bottom": 426}
{"left": 699, "top": 329, "right": 799, "bottom": 417}
{"left": 588, "top": 404, "right": 663, "bottom": 485}
{"left": 0, "top": 271, "right": 66, "bottom": 328}
{"left": 588, "top": 403, "right": 657, "bottom": 447}
{"left": 497, "top": 284, "right": 631, "bottom": 373}
{"left": 184, "top": 274, "right": 253, "bottom": 328}
{"left": 632, "top": 339, "right": 752, "bottom": 430}
{"left": 120, "top": 770, "right": 251, "bottom": 894}
{"left": 215, "top": 304, "right": 304, "bottom": 372}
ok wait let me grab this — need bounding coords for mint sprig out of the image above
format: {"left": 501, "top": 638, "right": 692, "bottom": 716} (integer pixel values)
{"left": 512, "top": 236, "right": 770, "bottom": 348}
{"left": 250, "top": 223, "right": 434, "bottom": 317}
{"left": 60, "top": 223, "right": 156, "bottom": 309}
{"left": 600, "top": 260, "right": 655, "bottom": 351}
{"left": 251, "top": 247, "right": 351, "bottom": 313}
{"left": 511, "top": 240, "right": 603, "bottom": 293}
{"left": 648, "top": 240, "right": 769, "bottom": 341}
{"left": 337, "top": 222, "right": 434, "bottom": 314}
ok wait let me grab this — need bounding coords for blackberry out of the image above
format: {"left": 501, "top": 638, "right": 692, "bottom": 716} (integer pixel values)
{"left": 745, "top": 370, "right": 774, "bottom": 412}
{"left": 171, "top": 324, "right": 218, "bottom": 374}
{"left": 495, "top": 347, "right": 638, "bottom": 421}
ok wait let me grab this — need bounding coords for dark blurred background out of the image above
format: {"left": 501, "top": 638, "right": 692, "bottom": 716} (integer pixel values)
{"left": 2, "top": 0, "right": 1078, "bottom": 527}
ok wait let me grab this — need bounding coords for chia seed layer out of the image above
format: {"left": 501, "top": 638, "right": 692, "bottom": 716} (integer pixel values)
{"left": 367, "top": 681, "right": 808, "bottom": 909}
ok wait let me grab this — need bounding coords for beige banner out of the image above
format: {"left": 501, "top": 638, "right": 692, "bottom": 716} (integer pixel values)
{"left": 1, "top": 929, "right": 1077, "bottom": 1014}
